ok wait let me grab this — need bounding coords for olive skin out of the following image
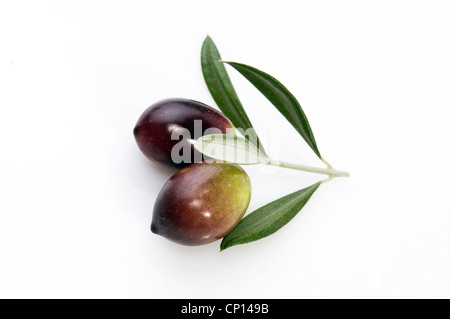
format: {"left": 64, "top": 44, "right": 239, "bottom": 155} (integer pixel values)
{"left": 133, "top": 98, "right": 234, "bottom": 169}
{"left": 151, "top": 162, "right": 251, "bottom": 246}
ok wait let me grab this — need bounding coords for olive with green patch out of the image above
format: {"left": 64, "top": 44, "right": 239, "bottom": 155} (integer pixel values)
{"left": 151, "top": 162, "right": 251, "bottom": 246}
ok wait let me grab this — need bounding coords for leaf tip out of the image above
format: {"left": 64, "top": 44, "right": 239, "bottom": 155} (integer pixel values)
{"left": 202, "top": 35, "right": 214, "bottom": 50}
{"left": 220, "top": 237, "right": 235, "bottom": 251}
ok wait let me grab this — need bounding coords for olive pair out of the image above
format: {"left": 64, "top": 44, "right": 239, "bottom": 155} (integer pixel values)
{"left": 134, "top": 98, "right": 251, "bottom": 246}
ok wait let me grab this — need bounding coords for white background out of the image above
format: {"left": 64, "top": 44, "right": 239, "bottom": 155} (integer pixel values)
{"left": 1, "top": 0, "right": 449, "bottom": 299}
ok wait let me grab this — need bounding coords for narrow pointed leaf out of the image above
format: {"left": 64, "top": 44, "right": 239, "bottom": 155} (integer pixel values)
{"left": 223, "top": 61, "right": 322, "bottom": 159}
{"left": 194, "top": 134, "right": 270, "bottom": 165}
{"left": 220, "top": 182, "right": 321, "bottom": 251}
{"left": 201, "top": 36, "right": 267, "bottom": 155}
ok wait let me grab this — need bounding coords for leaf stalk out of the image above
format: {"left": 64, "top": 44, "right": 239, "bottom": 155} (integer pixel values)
{"left": 268, "top": 160, "right": 350, "bottom": 178}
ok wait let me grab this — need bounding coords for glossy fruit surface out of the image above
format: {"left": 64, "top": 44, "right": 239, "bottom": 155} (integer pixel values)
{"left": 133, "top": 98, "right": 234, "bottom": 169}
{"left": 151, "top": 162, "right": 251, "bottom": 246}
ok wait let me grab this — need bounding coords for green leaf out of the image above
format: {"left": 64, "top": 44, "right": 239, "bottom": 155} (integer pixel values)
{"left": 201, "top": 36, "right": 267, "bottom": 156}
{"left": 194, "top": 134, "right": 270, "bottom": 165}
{"left": 222, "top": 61, "right": 322, "bottom": 160}
{"left": 220, "top": 182, "right": 321, "bottom": 251}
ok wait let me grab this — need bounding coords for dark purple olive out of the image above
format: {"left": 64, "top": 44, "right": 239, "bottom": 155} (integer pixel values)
{"left": 151, "top": 162, "right": 251, "bottom": 246}
{"left": 133, "top": 98, "right": 234, "bottom": 169}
